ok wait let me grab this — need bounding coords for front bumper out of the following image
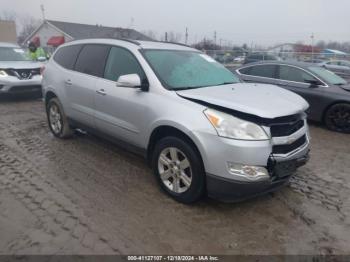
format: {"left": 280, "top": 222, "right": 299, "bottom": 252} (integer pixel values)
{"left": 0, "top": 76, "right": 42, "bottom": 95}
{"left": 207, "top": 150, "right": 310, "bottom": 202}
{"left": 191, "top": 118, "right": 310, "bottom": 202}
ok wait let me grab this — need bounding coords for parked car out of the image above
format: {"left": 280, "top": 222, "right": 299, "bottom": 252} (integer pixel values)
{"left": 234, "top": 56, "right": 246, "bottom": 63}
{"left": 243, "top": 53, "right": 279, "bottom": 64}
{"left": 236, "top": 61, "right": 350, "bottom": 133}
{"left": 320, "top": 60, "right": 350, "bottom": 79}
{"left": 42, "top": 39, "right": 310, "bottom": 203}
{"left": 0, "top": 42, "right": 43, "bottom": 96}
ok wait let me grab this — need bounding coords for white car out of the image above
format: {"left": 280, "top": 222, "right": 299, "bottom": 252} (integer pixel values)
{"left": 0, "top": 42, "right": 43, "bottom": 96}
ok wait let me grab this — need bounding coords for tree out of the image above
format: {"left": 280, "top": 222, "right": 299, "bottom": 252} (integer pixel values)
{"left": 193, "top": 39, "right": 220, "bottom": 51}
{"left": 167, "top": 31, "right": 182, "bottom": 43}
{"left": 0, "top": 10, "right": 16, "bottom": 21}
{"left": 141, "top": 30, "right": 157, "bottom": 41}
{"left": 17, "top": 15, "right": 42, "bottom": 44}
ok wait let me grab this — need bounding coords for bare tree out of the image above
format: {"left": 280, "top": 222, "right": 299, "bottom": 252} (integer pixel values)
{"left": 17, "top": 15, "right": 42, "bottom": 44}
{"left": 0, "top": 10, "right": 16, "bottom": 21}
{"left": 141, "top": 30, "right": 158, "bottom": 41}
{"left": 167, "top": 31, "right": 182, "bottom": 43}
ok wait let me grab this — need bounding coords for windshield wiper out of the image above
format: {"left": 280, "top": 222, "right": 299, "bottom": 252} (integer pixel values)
{"left": 174, "top": 85, "right": 209, "bottom": 91}
{"left": 174, "top": 82, "right": 238, "bottom": 91}
{"left": 216, "top": 82, "right": 237, "bottom": 86}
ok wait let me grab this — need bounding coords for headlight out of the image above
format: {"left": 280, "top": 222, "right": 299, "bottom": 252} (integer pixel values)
{"left": 204, "top": 108, "right": 269, "bottom": 140}
{"left": 0, "top": 70, "right": 8, "bottom": 77}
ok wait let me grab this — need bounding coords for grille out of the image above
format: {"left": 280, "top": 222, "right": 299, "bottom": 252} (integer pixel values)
{"left": 273, "top": 135, "right": 307, "bottom": 155}
{"left": 9, "top": 85, "right": 42, "bottom": 93}
{"left": 270, "top": 119, "right": 304, "bottom": 137}
{"left": 5, "top": 68, "right": 41, "bottom": 79}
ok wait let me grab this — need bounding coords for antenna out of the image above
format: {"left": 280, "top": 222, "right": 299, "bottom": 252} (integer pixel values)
{"left": 40, "top": 4, "right": 46, "bottom": 20}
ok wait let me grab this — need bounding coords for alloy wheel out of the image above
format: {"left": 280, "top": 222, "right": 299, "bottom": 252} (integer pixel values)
{"left": 327, "top": 104, "right": 350, "bottom": 132}
{"left": 49, "top": 104, "right": 63, "bottom": 134}
{"left": 158, "top": 147, "right": 192, "bottom": 194}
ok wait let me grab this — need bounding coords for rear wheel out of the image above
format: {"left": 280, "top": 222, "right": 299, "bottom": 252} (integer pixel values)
{"left": 152, "top": 136, "right": 205, "bottom": 204}
{"left": 46, "top": 98, "right": 74, "bottom": 138}
{"left": 324, "top": 103, "right": 350, "bottom": 133}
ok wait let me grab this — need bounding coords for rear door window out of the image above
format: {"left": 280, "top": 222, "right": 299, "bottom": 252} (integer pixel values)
{"left": 244, "top": 65, "right": 277, "bottom": 78}
{"left": 279, "top": 65, "right": 317, "bottom": 83}
{"left": 74, "top": 44, "right": 111, "bottom": 77}
{"left": 53, "top": 45, "right": 83, "bottom": 70}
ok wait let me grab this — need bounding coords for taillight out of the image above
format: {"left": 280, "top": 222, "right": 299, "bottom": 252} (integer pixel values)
{"left": 40, "top": 66, "right": 46, "bottom": 75}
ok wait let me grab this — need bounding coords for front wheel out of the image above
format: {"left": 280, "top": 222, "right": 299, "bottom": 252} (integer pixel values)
{"left": 46, "top": 98, "right": 74, "bottom": 138}
{"left": 152, "top": 136, "right": 205, "bottom": 204}
{"left": 324, "top": 103, "right": 350, "bottom": 133}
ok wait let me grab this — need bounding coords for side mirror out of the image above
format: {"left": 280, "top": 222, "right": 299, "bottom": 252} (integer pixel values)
{"left": 116, "top": 74, "right": 149, "bottom": 91}
{"left": 116, "top": 74, "right": 141, "bottom": 88}
{"left": 304, "top": 79, "right": 321, "bottom": 88}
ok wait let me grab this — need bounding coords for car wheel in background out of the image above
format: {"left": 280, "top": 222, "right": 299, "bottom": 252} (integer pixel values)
{"left": 324, "top": 103, "right": 350, "bottom": 133}
{"left": 152, "top": 136, "right": 205, "bottom": 204}
{"left": 46, "top": 98, "right": 74, "bottom": 138}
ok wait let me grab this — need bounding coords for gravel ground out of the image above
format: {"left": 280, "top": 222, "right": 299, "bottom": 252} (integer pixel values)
{"left": 0, "top": 96, "right": 349, "bottom": 255}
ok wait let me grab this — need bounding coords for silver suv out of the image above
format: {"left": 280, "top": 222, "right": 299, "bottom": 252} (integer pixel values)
{"left": 0, "top": 42, "right": 43, "bottom": 95}
{"left": 42, "top": 39, "right": 310, "bottom": 203}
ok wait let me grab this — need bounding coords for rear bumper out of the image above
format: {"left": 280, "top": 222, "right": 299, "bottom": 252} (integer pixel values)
{"left": 206, "top": 150, "right": 310, "bottom": 202}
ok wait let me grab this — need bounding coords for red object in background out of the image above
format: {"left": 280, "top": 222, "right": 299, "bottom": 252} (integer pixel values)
{"left": 47, "top": 36, "right": 65, "bottom": 47}
{"left": 295, "top": 44, "right": 321, "bottom": 53}
{"left": 31, "top": 36, "right": 41, "bottom": 47}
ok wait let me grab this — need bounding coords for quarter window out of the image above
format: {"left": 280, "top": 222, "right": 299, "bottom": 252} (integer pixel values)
{"left": 104, "top": 46, "right": 146, "bottom": 82}
{"left": 279, "top": 65, "right": 316, "bottom": 83}
{"left": 53, "top": 45, "right": 83, "bottom": 70}
{"left": 74, "top": 44, "right": 111, "bottom": 77}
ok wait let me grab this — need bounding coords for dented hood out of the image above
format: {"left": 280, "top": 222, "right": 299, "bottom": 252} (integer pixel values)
{"left": 176, "top": 83, "right": 309, "bottom": 119}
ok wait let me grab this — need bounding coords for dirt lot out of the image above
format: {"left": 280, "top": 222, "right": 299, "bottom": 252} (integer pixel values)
{"left": 0, "top": 96, "right": 349, "bottom": 255}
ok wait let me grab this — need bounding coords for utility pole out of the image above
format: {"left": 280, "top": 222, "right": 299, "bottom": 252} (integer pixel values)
{"left": 214, "top": 31, "right": 217, "bottom": 46}
{"left": 311, "top": 33, "right": 315, "bottom": 62}
{"left": 185, "top": 27, "right": 188, "bottom": 44}
{"left": 40, "top": 4, "right": 46, "bottom": 20}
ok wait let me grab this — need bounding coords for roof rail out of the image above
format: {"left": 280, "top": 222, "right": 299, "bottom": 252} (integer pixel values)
{"left": 138, "top": 39, "right": 192, "bottom": 48}
{"left": 158, "top": 41, "right": 192, "bottom": 48}
{"left": 116, "top": 38, "right": 141, "bottom": 46}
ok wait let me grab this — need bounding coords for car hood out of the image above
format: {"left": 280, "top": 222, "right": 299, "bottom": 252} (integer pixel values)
{"left": 176, "top": 83, "right": 309, "bottom": 119}
{"left": 0, "top": 61, "right": 43, "bottom": 69}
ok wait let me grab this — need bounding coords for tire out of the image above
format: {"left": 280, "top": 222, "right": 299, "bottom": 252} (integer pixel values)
{"left": 152, "top": 136, "right": 205, "bottom": 204}
{"left": 324, "top": 103, "right": 350, "bottom": 133}
{"left": 46, "top": 98, "right": 74, "bottom": 138}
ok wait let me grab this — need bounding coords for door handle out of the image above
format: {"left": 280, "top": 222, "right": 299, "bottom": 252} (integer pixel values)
{"left": 65, "top": 79, "right": 72, "bottom": 86}
{"left": 96, "top": 89, "right": 107, "bottom": 96}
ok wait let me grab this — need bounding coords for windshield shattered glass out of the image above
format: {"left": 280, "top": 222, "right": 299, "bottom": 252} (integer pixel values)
{"left": 142, "top": 49, "right": 240, "bottom": 90}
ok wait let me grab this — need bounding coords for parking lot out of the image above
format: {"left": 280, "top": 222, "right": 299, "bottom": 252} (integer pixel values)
{"left": 0, "top": 97, "right": 349, "bottom": 255}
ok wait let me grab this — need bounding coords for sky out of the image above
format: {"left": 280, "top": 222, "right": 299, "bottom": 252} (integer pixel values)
{"left": 1, "top": 0, "right": 349, "bottom": 47}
